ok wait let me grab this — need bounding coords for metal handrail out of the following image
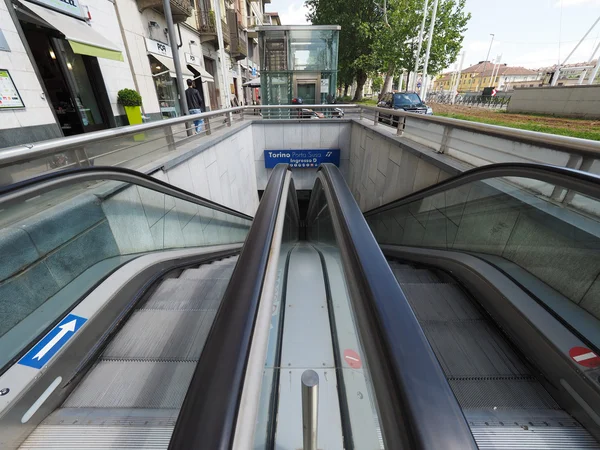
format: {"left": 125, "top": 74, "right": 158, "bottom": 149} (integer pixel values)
{"left": 0, "top": 166, "right": 253, "bottom": 220}
{"left": 308, "top": 163, "right": 478, "bottom": 450}
{"left": 2, "top": 102, "right": 599, "bottom": 172}
{"left": 0, "top": 107, "right": 245, "bottom": 167}
{"left": 360, "top": 104, "right": 600, "bottom": 156}
{"left": 168, "top": 163, "right": 290, "bottom": 450}
{"left": 364, "top": 162, "right": 600, "bottom": 217}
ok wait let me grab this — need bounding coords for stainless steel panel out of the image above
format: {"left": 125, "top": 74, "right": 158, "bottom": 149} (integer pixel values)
{"left": 280, "top": 245, "right": 335, "bottom": 368}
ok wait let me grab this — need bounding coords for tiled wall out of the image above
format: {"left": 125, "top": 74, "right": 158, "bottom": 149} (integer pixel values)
{"left": 253, "top": 121, "right": 352, "bottom": 190}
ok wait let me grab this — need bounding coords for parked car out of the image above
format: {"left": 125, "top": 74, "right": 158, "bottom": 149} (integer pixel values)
{"left": 377, "top": 91, "right": 433, "bottom": 125}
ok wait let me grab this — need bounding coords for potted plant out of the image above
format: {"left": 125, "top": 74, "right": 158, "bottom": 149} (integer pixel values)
{"left": 118, "top": 88, "right": 143, "bottom": 125}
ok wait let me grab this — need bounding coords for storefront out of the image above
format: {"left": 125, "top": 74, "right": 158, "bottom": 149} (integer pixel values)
{"left": 14, "top": 0, "right": 123, "bottom": 136}
{"left": 184, "top": 52, "right": 214, "bottom": 111}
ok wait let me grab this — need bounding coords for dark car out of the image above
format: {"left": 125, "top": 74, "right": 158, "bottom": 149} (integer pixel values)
{"left": 377, "top": 91, "right": 433, "bottom": 125}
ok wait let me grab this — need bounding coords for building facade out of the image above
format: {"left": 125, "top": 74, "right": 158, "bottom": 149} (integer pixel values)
{"left": 434, "top": 61, "right": 539, "bottom": 93}
{"left": 0, "top": 0, "right": 268, "bottom": 147}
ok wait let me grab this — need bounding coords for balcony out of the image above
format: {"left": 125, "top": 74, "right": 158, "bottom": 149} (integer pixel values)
{"left": 196, "top": 10, "right": 230, "bottom": 47}
{"left": 227, "top": 10, "right": 247, "bottom": 60}
{"left": 137, "top": 0, "right": 192, "bottom": 23}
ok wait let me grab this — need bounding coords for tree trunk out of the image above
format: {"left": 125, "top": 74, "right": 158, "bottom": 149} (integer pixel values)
{"left": 352, "top": 71, "right": 368, "bottom": 101}
{"left": 381, "top": 63, "right": 395, "bottom": 97}
{"left": 343, "top": 84, "right": 349, "bottom": 97}
{"left": 405, "top": 71, "right": 411, "bottom": 91}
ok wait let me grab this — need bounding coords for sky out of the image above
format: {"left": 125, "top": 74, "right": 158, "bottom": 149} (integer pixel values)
{"left": 264, "top": 0, "right": 600, "bottom": 70}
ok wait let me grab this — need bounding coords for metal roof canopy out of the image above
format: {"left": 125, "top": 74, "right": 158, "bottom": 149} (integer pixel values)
{"left": 254, "top": 25, "right": 341, "bottom": 31}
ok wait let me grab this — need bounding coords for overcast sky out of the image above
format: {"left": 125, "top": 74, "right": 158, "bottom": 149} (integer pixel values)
{"left": 264, "top": 0, "right": 600, "bottom": 69}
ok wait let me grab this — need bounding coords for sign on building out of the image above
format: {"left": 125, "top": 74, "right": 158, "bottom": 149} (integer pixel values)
{"left": 0, "top": 70, "right": 24, "bottom": 109}
{"left": 29, "top": 0, "right": 85, "bottom": 19}
{"left": 146, "top": 38, "right": 172, "bottom": 58}
{"left": 264, "top": 149, "right": 340, "bottom": 169}
{"left": 185, "top": 52, "right": 201, "bottom": 67}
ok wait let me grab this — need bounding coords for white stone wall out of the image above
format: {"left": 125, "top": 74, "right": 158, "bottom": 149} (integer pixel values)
{"left": 86, "top": 0, "right": 137, "bottom": 117}
{"left": 0, "top": 2, "right": 55, "bottom": 130}
{"left": 113, "top": 0, "right": 162, "bottom": 115}
{"left": 253, "top": 121, "right": 352, "bottom": 190}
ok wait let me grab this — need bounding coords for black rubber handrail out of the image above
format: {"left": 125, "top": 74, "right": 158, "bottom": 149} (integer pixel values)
{"left": 310, "top": 163, "right": 478, "bottom": 450}
{"left": 168, "top": 163, "right": 290, "bottom": 450}
{"left": 0, "top": 166, "right": 253, "bottom": 220}
{"left": 364, "top": 162, "right": 600, "bottom": 217}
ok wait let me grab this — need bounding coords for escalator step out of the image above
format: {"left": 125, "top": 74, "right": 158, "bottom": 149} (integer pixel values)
{"left": 422, "top": 321, "right": 530, "bottom": 377}
{"left": 470, "top": 426, "right": 600, "bottom": 449}
{"left": 142, "top": 279, "right": 228, "bottom": 311}
{"left": 102, "top": 310, "right": 216, "bottom": 360}
{"left": 449, "top": 378, "right": 561, "bottom": 410}
{"left": 398, "top": 283, "right": 482, "bottom": 322}
{"left": 388, "top": 263, "right": 443, "bottom": 283}
{"left": 64, "top": 361, "right": 196, "bottom": 409}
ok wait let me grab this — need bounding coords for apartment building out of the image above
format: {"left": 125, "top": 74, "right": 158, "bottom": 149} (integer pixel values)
{"left": 0, "top": 0, "right": 269, "bottom": 147}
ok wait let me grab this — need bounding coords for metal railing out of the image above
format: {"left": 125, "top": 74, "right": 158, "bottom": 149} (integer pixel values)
{"left": 2, "top": 103, "right": 600, "bottom": 188}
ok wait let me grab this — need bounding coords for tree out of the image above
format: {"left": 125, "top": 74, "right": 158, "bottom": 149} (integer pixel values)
{"left": 305, "top": 0, "right": 380, "bottom": 101}
{"left": 371, "top": 0, "right": 470, "bottom": 94}
{"left": 371, "top": 75, "right": 384, "bottom": 92}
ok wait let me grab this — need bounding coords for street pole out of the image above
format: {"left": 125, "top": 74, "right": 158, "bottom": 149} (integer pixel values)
{"left": 412, "top": 0, "right": 429, "bottom": 91}
{"left": 214, "top": 0, "right": 232, "bottom": 110}
{"left": 420, "top": 0, "right": 439, "bottom": 100}
{"left": 163, "top": 0, "right": 189, "bottom": 117}
{"left": 480, "top": 33, "right": 494, "bottom": 90}
{"left": 552, "top": 15, "right": 600, "bottom": 86}
{"left": 451, "top": 51, "right": 465, "bottom": 104}
{"left": 585, "top": 40, "right": 600, "bottom": 84}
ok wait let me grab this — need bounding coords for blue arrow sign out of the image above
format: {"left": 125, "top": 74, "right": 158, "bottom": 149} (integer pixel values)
{"left": 19, "top": 314, "right": 87, "bottom": 370}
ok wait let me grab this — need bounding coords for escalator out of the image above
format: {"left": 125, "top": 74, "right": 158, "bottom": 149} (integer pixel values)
{"left": 2, "top": 160, "right": 600, "bottom": 450}
{"left": 19, "top": 256, "right": 238, "bottom": 448}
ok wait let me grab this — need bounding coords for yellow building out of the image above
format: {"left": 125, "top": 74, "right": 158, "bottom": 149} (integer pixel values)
{"left": 433, "top": 61, "right": 539, "bottom": 93}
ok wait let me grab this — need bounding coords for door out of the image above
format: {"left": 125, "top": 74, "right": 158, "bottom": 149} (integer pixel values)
{"left": 52, "top": 38, "right": 109, "bottom": 133}
{"left": 297, "top": 82, "right": 316, "bottom": 104}
{"left": 203, "top": 56, "right": 218, "bottom": 110}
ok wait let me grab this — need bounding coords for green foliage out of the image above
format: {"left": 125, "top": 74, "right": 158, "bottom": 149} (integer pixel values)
{"left": 306, "top": 0, "right": 380, "bottom": 99}
{"left": 305, "top": 0, "right": 470, "bottom": 96}
{"left": 371, "top": 75, "right": 384, "bottom": 92}
{"left": 117, "top": 88, "right": 142, "bottom": 107}
{"left": 438, "top": 112, "right": 600, "bottom": 142}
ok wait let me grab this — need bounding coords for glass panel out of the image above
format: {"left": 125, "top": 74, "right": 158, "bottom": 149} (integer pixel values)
{"left": 0, "top": 179, "right": 252, "bottom": 370}
{"left": 367, "top": 175, "right": 600, "bottom": 324}
{"left": 54, "top": 39, "right": 104, "bottom": 129}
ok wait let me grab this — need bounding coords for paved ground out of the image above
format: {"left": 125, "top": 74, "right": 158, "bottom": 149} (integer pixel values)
{"left": 430, "top": 103, "right": 600, "bottom": 139}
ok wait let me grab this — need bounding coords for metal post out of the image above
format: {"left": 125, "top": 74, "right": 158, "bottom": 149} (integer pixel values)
{"left": 412, "top": 0, "right": 429, "bottom": 92}
{"left": 420, "top": 0, "right": 439, "bottom": 100}
{"left": 451, "top": 51, "right": 465, "bottom": 104}
{"left": 205, "top": 116, "right": 212, "bottom": 135}
{"left": 480, "top": 34, "right": 495, "bottom": 89}
{"left": 301, "top": 370, "right": 319, "bottom": 450}
{"left": 374, "top": 110, "right": 379, "bottom": 125}
{"left": 163, "top": 0, "right": 188, "bottom": 118}
{"left": 587, "top": 41, "right": 600, "bottom": 84}
{"left": 396, "top": 115, "right": 406, "bottom": 136}
{"left": 553, "top": 15, "right": 600, "bottom": 86}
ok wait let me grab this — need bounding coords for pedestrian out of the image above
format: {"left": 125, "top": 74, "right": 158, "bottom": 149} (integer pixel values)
{"left": 185, "top": 79, "right": 205, "bottom": 133}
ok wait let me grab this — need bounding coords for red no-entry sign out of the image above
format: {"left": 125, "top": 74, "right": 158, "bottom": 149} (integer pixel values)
{"left": 569, "top": 347, "right": 600, "bottom": 368}
{"left": 344, "top": 349, "right": 362, "bottom": 369}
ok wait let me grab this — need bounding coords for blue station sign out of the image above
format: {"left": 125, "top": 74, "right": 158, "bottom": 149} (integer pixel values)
{"left": 264, "top": 149, "right": 340, "bottom": 169}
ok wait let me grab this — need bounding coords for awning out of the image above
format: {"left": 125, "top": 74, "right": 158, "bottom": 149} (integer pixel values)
{"left": 19, "top": 0, "right": 123, "bottom": 61}
{"left": 187, "top": 64, "right": 215, "bottom": 83}
{"left": 150, "top": 54, "right": 194, "bottom": 79}
{"left": 243, "top": 77, "right": 261, "bottom": 87}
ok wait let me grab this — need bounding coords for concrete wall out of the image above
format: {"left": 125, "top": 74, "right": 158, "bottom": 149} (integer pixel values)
{"left": 507, "top": 85, "right": 600, "bottom": 119}
{"left": 253, "top": 121, "right": 352, "bottom": 190}
{"left": 347, "top": 121, "right": 456, "bottom": 211}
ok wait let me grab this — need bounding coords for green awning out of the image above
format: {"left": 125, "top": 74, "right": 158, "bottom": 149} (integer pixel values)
{"left": 20, "top": 0, "right": 124, "bottom": 62}
{"left": 70, "top": 41, "right": 123, "bottom": 62}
